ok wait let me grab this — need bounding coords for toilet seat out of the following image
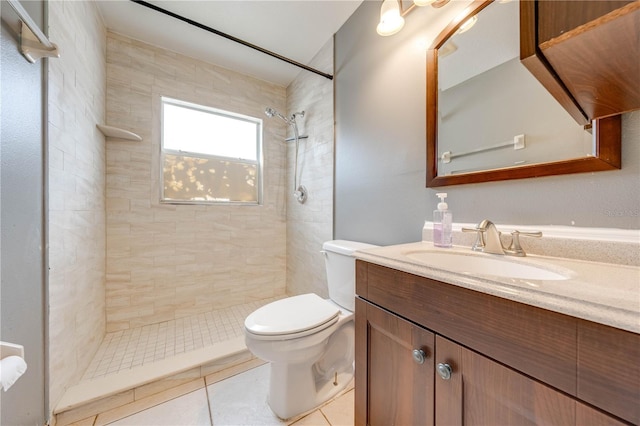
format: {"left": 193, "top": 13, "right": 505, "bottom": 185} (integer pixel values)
{"left": 245, "top": 294, "right": 340, "bottom": 340}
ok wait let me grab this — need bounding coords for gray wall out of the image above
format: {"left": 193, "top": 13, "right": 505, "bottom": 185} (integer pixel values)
{"left": 0, "top": 0, "right": 47, "bottom": 424}
{"left": 335, "top": 1, "right": 640, "bottom": 246}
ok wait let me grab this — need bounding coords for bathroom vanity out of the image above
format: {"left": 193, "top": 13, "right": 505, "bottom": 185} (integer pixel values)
{"left": 354, "top": 244, "right": 639, "bottom": 425}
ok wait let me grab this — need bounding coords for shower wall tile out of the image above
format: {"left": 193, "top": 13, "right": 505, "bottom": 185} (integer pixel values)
{"left": 47, "top": 0, "right": 107, "bottom": 416}
{"left": 285, "top": 39, "right": 335, "bottom": 297}
{"left": 105, "top": 32, "right": 287, "bottom": 331}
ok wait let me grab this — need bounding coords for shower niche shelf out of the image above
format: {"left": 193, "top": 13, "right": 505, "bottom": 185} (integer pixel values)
{"left": 96, "top": 124, "right": 142, "bottom": 141}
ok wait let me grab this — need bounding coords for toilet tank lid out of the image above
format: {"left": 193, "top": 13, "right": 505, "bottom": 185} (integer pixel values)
{"left": 322, "top": 240, "right": 379, "bottom": 256}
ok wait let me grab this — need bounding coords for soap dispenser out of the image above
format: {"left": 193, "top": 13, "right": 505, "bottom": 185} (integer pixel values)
{"left": 433, "top": 193, "right": 452, "bottom": 248}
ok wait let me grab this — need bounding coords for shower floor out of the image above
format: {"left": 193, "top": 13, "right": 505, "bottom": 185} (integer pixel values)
{"left": 83, "top": 298, "right": 279, "bottom": 381}
{"left": 56, "top": 297, "right": 281, "bottom": 418}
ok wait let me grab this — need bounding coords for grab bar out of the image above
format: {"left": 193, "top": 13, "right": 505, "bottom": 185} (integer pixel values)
{"left": 440, "top": 134, "right": 525, "bottom": 164}
{"left": 7, "top": 0, "right": 60, "bottom": 63}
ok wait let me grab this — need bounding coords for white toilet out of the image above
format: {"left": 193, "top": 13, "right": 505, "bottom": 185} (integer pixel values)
{"left": 244, "top": 240, "right": 378, "bottom": 420}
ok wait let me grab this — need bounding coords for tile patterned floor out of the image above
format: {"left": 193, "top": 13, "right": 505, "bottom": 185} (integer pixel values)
{"left": 104, "top": 364, "right": 354, "bottom": 426}
{"left": 83, "top": 298, "right": 281, "bottom": 381}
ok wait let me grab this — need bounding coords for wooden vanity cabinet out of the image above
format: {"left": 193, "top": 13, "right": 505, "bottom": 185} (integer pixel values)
{"left": 355, "top": 261, "right": 639, "bottom": 426}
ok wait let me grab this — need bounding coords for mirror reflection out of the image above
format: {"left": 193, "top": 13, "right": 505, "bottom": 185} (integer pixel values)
{"left": 436, "top": 0, "right": 593, "bottom": 177}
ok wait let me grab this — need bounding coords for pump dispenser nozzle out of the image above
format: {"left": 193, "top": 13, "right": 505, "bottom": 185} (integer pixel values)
{"left": 436, "top": 193, "right": 448, "bottom": 211}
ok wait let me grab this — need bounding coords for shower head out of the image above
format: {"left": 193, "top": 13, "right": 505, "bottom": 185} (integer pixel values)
{"left": 264, "top": 107, "right": 290, "bottom": 124}
{"left": 264, "top": 107, "right": 305, "bottom": 125}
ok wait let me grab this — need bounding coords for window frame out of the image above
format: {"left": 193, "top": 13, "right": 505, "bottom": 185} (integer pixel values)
{"left": 160, "top": 96, "right": 263, "bottom": 206}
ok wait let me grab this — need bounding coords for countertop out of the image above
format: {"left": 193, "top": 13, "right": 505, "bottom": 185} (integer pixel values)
{"left": 355, "top": 242, "right": 640, "bottom": 334}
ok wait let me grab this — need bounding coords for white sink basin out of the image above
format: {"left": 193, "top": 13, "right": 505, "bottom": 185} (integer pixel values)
{"left": 402, "top": 250, "right": 570, "bottom": 281}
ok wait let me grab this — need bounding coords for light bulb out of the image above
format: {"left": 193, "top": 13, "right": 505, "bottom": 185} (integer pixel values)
{"left": 376, "top": 0, "right": 405, "bottom": 36}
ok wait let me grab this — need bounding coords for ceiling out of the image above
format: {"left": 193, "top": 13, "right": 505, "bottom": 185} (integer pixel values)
{"left": 96, "top": 0, "right": 364, "bottom": 87}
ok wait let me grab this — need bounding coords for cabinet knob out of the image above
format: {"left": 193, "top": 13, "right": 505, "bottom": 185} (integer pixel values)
{"left": 437, "top": 362, "right": 453, "bottom": 380}
{"left": 412, "top": 349, "right": 427, "bottom": 364}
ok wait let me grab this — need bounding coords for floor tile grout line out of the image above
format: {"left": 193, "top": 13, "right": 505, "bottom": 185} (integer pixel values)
{"left": 318, "top": 408, "right": 332, "bottom": 426}
{"left": 204, "top": 378, "right": 215, "bottom": 426}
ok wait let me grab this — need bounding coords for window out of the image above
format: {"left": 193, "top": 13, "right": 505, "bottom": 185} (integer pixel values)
{"left": 161, "top": 97, "right": 262, "bottom": 204}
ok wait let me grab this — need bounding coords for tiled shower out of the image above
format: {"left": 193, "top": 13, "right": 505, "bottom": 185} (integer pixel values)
{"left": 47, "top": 0, "right": 335, "bottom": 419}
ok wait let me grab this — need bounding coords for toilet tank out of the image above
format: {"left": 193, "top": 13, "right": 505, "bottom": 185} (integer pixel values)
{"left": 322, "top": 240, "right": 379, "bottom": 312}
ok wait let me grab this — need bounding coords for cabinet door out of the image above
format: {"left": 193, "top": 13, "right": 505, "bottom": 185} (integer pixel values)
{"left": 355, "top": 298, "right": 434, "bottom": 426}
{"left": 536, "top": 1, "right": 640, "bottom": 120}
{"left": 522, "top": 0, "right": 640, "bottom": 122}
{"left": 435, "top": 335, "right": 577, "bottom": 425}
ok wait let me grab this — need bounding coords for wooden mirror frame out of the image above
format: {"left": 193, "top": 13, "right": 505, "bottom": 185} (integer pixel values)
{"left": 426, "top": 0, "right": 621, "bottom": 188}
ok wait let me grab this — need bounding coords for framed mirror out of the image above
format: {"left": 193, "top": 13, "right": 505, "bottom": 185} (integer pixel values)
{"left": 426, "top": 0, "right": 621, "bottom": 187}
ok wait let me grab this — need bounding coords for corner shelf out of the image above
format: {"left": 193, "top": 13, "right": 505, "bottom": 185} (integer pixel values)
{"left": 96, "top": 125, "right": 142, "bottom": 141}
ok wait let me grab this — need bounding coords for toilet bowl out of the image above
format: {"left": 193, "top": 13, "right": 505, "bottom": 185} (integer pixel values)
{"left": 244, "top": 240, "right": 377, "bottom": 420}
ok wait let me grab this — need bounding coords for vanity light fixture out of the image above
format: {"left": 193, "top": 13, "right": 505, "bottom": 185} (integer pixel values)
{"left": 377, "top": 0, "right": 450, "bottom": 36}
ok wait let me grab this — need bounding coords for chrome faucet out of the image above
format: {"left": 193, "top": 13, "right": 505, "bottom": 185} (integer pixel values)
{"left": 463, "top": 220, "right": 542, "bottom": 257}
{"left": 465, "top": 220, "right": 505, "bottom": 254}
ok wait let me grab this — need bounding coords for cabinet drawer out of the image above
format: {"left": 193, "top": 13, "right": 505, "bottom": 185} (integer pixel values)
{"left": 357, "top": 261, "right": 577, "bottom": 395}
